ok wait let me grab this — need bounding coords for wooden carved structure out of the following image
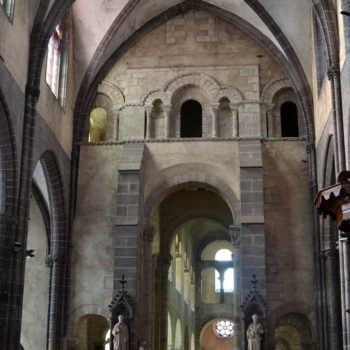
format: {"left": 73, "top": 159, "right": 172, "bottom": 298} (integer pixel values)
{"left": 314, "top": 171, "right": 350, "bottom": 233}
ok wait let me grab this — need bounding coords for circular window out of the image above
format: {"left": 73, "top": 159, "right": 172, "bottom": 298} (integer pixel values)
{"left": 214, "top": 320, "right": 234, "bottom": 338}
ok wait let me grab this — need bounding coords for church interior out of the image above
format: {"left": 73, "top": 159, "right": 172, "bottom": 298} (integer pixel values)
{"left": 1, "top": 0, "right": 350, "bottom": 349}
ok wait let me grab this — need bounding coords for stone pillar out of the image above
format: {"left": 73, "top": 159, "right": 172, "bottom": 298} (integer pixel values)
{"left": 328, "top": 66, "right": 346, "bottom": 172}
{"left": 340, "top": 238, "right": 350, "bottom": 348}
{"left": 238, "top": 103, "right": 262, "bottom": 137}
{"left": 112, "top": 110, "right": 120, "bottom": 141}
{"left": 154, "top": 254, "right": 171, "bottom": 350}
{"left": 319, "top": 217, "right": 342, "bottom": 350}
{"left": 145, "top": 107, "right": 152, "bottom": 139}
{"left": 46, "top": 253, "right": 67, "bottom": 350}
{"left": 239, "top": 140, "right": 266, "bottom": 349}
{"left": 114, "top": 143, "right": 145, "bottom": 349}
{"left": 230, "top": 225, "right": 241, "bottom": 349}
{"left": 139, "top": 225, "right": 154, "bottom": 344}
{"left": 163, "top": 105, "right": 171, "bottom": 138}
{"left": 210, "top": 104, "right": 219, "bottom": 138}
{"left": 0, "top": 214, "right": 17, "bottom": 349}
{"left": 321, "top": 248, "right": 342, "bottom": 349}
{"left": 6, "top": 85, "right": 41, "bottom": 350}
{"left": 230, "top": 104, "right": 239, "bottom": 137}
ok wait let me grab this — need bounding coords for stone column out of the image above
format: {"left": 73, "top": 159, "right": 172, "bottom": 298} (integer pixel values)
{"left": 46, "top": 253, "right": 67, "bottom": 350}
{"left": 239, "top": 140, "right": 266, "bottom": 349}
{"left": 340, "top": 237, "right": 350, "bottom": 348}
{"left": 321, "top": 248, "right": 342, "bottom": 349}
{"left": 139, "top": 225, "right": 154, "bottom": 344}
{"left": 114, "top": 143, "right": 145, "bottom": 349}
{"left": 230, "top": 225, "right": 241, "bottom": 349}
{"left": 163, "top": 105, "right": 171, "bottom": 138}
{"left": 210, "top": 104, "right": 219, "bottom": 138}
{"left": 319, "top": 218, "right": 342, "bottom": 350}
{"left": 328, "top": 66, "right": 346, "bottom": 172}
{"left": 114, "top": 113, "right": 120, "bottom": 140}
{"left": 0, "top": 214, "right": 17, "bottom": 348}
{"left": 230, "top": 104, "right": 239, "bottom": 137}
{"left": 155, "top": 254, "right": 172, "bottom": 350}
{"left": 145, "top": 107, "right": 152, "bottom": 139}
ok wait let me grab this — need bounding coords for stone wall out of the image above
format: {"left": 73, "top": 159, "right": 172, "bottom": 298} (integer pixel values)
{"left": 263, "top": 140, "right": 315, "bottom": 342}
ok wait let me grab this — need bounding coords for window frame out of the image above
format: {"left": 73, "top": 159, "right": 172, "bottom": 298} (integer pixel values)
{"left": 45, "top": 17, "right": 69, "bottom": 109}
{"left": 0, "top": 0, "right": 15, "bottom": 21}
{"left": 214, "top": 249, "right": 234, "bottom": 293}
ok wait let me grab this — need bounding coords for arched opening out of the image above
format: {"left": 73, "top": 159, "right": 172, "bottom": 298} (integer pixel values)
{"left": 218, "top": 97, "right": 234, "bottom": 137}
{"left": 274, "top": 313, "right": 313, "bottom": 350}
{"left": 200, "top": 318, "right": 235, "bottom": 350}
{"left": 180, "top": 100, "right": 202, "bottom": 138}
{"left": 89, "top": 107, "right": 108, "bottom": 142}
{"left": 150, "top": 99, "right": 165, "bottom": 139}
{"left": 75, "top": 314, "right": 109, "bottom": 350}
{"left": 214, "top": 249, "right": 234, "bottom": 292}
{"left": 281, "top": 102, "right": 299, "bottom": 137}
{"left": 150, "top": 185, "right": 234, "bottom": 350}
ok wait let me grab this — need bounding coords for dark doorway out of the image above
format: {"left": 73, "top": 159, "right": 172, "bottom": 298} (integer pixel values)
{"left": 281, "top": 102, "right": 299, "bottom": 137}
{"left": 181, "top": 100, "right": 202, "bottom": 138}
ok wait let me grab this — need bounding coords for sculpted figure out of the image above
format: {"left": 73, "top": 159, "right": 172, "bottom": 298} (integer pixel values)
{"left": 112, "top": 315, "right": 129, "bottom": 350}
{"left": 246, "top": 314, "right": 264, "bottom": 350}
{"left": 138, "top": 340, "right": 146, "bottom": 350}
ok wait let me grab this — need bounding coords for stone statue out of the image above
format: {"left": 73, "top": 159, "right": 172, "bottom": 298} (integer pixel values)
{"left": 138, "top": 340, "right": 146, "bottom": 350}
{"left": 246, "top": 314, "right": 264, "bottom": 350}
{"left": 112, "top": 315, "right": 129, "bottom": 350}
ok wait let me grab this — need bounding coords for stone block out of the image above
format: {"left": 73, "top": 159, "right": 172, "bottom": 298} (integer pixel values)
{"left": 166, "top": 37, "right": 176, "bottom": 45}
{"left": 197, "top": 36, "right": 211, "bottom": 42}
{"left": 174, "top": 31, "right": 186, "bottom": 37}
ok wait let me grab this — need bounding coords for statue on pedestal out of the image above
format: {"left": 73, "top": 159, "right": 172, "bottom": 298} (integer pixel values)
{"left": 246, "top": 314, "right": 264, "bottom": 350}
{"left": 112, "top": 315, "right": 129, "bottom": 350}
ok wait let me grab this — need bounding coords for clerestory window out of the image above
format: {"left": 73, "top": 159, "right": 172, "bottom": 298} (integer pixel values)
{"left": 0, "top": 0, "right": 15, "bottom": 20}
{"left": 46, "top": 21, "right": 68, "bottom": 108}
{"left": 215, "top": 249, "right": 234, "bottom": 292}
{"left": 180, "top": 100, "right": 202, "bottom": 138}
{"left": 281, "top": 101, "right": 299, "bottom": 137}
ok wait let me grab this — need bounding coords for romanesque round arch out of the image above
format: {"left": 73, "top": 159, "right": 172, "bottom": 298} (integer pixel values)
{"left": 260, "top": 78, "right": 293, "bottom": 107}
{"left": 97, "top": 80, "right": 125, "bottom": 110}
{"left": 142, "top": 164, "right": 239, "bottom": 230}
{"left": 142, "top": 89, "right": 164, "bottom": 107}
{"left": 217, "top": 86, "right": 244, "bottom": 104}
{"left": 67, "top": 304, "right": 110, "bottom": 336}
{"left": 274, "top": 312, "right": 313, "bottom": 347}
{"left": 163, "top": 73, "right": 221, "bottom": 104}
{"left": 164, "top": 214, "right": 230, "bottom": 253}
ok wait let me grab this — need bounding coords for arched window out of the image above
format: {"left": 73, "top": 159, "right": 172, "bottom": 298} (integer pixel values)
{"left": 281, "top": 102, "right": 299, "bottom": 137}
{"left": 215, "top": 249, "right": 234, "bottom": 292}
{"left": 0, "top": 0, "right": 15, "bottom": 20}
{"left": 46, "top": 20, "right": 68, "bottom": 107}
{"left": 180, "top": 100, "right": 202, "bottom": 138}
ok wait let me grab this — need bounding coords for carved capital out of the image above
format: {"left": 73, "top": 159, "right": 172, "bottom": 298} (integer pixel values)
{"left": 320, "top": 249, "right": 338, "bottom": 259}
{"left": 229, "top": 225, "right": 241, "bottom": 246}
{"left": 25, "top": 84, "right": 40, "bottom": 101}
{"left": 45, "top": 253, "right": 66, "bottom": 267}
{"left": 306, "top": 142, "right": 315, "bottom": 154}
{"left": 327, "top": 65, "right": 340, "bottom": 80}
